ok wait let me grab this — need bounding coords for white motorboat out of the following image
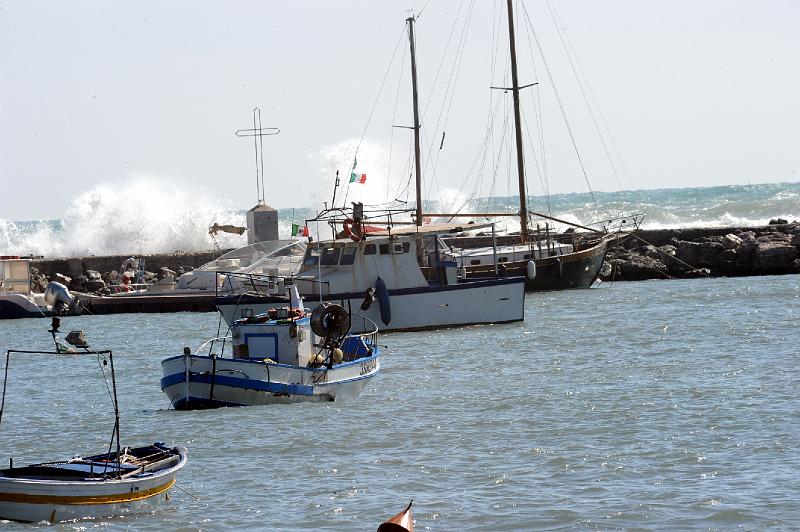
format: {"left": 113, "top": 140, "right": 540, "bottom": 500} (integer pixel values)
{"left": 0, "top": 257, "right": 81, "bottom": 319}
{"left": 0, "top": 319, "right": 188, "bottom": 523}
{"left": 161, "top": 283, "right": 381, "bottom": 409}
{"left": 215, "top": 226, "right": 525, "bottom": 333}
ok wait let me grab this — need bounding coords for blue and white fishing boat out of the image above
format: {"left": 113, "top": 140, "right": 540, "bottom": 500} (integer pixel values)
{"left": 160, "top": 283, "right": 381, "bottom": 409}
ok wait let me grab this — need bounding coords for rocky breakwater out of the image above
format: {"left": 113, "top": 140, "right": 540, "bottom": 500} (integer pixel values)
{"left": 601, "top": 221, "right": 800, "bottom": 282}
{"left": 29, "top": 251, "right": 226, "bottom": 295}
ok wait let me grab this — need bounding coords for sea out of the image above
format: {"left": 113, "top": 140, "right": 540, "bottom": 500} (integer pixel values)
{"left": 0, "top": 181, "right": 799, "bottom": 530}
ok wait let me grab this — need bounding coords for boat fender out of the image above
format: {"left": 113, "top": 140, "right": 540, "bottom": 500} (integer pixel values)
{"left": 375, "top": 276, "right": 391, "bottom": 325}
{"left": 555, "top": 258, "right": 563, "bottom": 278}
{"left": 526, "top": 260, "right": 537, "bottom": 280}
{"left": 361, "top": 286, "right": 376, "bottom": 311}
{"left": 457, "top": 267, "right": 467, "bottom": 279}
{"left": 332, "top": 348, "right": 344, "bottom": 364}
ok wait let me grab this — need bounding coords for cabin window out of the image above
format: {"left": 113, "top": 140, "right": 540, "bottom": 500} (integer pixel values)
{"left": 470, "top": 259, "right": 481, "bottom": 265}
{"left": 498, "top": 257, "right": 508, "bottom": 263}
{"left": 523, "top": 254, "right": 530, "bottom": 260}
{"left": 364, "top": 243, "right": 377, "bottom": 255}
{"left": 302, "top": 248, "right": 320, "bottom": 267}
{"left": 379, "top": 244, "right": 389, "bottom": 255}
{"left": 403, "top": 242, "right": 410, "bottom": 253}
{"left": 320, "top": 246, "right": 342, "bottom": 266}
{"left": 340, "top": 246, "right": 357, "bottom": 265}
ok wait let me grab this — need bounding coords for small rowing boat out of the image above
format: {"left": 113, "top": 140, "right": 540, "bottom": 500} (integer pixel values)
{"left": 0, "top": 318, "right": 188, "bottom": 523}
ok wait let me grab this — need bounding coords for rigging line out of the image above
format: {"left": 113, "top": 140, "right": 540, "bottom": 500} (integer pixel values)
{"left": 543, "top": 0, "right": 624, "bottom": 193}
{"left": 546, "top": 0, "right": 635, "bottom": 191}
{"left": 520, "top": 1, "right": 550, "bottom": 213}
{"left": 455, "top": 93, "right": 505, "bottom": 203}
{"left": 342, "top": 26, "right": 406, "bottom": 209}
{"left": 425, "top": 0, "right": 477, "bottom": 209}
{"left": 420, "top": 0, "right": 467, "bottom": 125}
{"left": 387, "top": 39, "right": 409, "bottom": 205}
{"left": 522, "top": 107, "right": 552, "bottom": 215}
{"left": 520, "top": 1, "right": 598, "bottom": 207}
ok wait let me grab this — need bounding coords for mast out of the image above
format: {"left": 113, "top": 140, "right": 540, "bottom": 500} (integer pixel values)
{"left": 407, "top": 15, "right": 423, "bottom": 226}
{"left": 506, "top": 0, "right": 529, "bottom": 242}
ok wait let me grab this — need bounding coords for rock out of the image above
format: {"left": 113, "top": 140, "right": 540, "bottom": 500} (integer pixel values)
{"left": 86, "top": 269, "right": 103, "bottom": 281}
{"left": 619, "top": 255, "right": 669, "bottom": 281}
{"left": 755, "top": 240, "right": 799, "bottom": 271}
{"left": 85, "top": 279, "right": 107, "bottom": 293}
{"left": 158, "top": 267, "right": 176, "bottom": 280}
{"left": 769, "top": 218, "right": 788, "bottom": 225}
{"left": 54, "top": 272, "right": 72, "bottom": 286}
{"left": 598, "top": 261, "right": 613, "bottom": 280}
{"left": 673, "top": 240, "right": 724, "bottom": 269}
{"left": 722, "top": 233, "right": 743, "bottom": 250}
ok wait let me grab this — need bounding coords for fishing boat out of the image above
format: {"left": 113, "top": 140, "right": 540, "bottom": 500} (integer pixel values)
{"left": 161, "top": 282, "right": 381, "bottom": 409}
{"left": 0, "top": 319, "right": 188, "bottom": 523}
{"left": 214, "top": 226, "right": 525, "bottom": 333}
{"left": 0, "top": 257, "right": 82, "bottom": 319}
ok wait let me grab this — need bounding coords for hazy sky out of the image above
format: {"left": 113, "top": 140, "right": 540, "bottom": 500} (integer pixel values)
{"left": 2, "top": 1, "right": 799, "bottom": 221}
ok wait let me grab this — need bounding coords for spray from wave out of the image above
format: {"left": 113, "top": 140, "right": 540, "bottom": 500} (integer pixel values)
{"left": 2, "top": 178, "right": 259, "bottom": 257}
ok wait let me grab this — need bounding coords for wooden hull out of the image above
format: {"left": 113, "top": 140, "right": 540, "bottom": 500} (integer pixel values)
{"left": 463, "top": 238, "right": 609, "bottom": 291}
{"left": 0, "top": 445, "right": 187, "bottom": 523}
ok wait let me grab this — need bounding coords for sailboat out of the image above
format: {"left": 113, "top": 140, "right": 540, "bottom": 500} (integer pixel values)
{"left": 418, "top": 1, "right": 628, "bottom": 291}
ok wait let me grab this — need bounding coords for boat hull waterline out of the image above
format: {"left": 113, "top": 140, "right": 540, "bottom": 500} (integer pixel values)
{"left": 216, "top": 277, "right": 525, "bottom": 332}
{"left": 161, "top": 353, "right": 381, "bottom": 409}
{"left": 0, "top": 445, "right": 188, "bottom": 523}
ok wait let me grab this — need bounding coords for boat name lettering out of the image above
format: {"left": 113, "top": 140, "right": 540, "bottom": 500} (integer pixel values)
{"left": 359, "top": 359, "right": 377, "bottom": 376}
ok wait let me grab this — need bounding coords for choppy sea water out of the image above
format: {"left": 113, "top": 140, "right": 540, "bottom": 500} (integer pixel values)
{"left": 0, "top": 274, "right": 799, "bottom": 530}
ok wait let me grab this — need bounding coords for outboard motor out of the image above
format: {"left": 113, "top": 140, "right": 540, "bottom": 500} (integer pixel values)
{"left": 44, "top": 282, "right": 81, "bottom": 315}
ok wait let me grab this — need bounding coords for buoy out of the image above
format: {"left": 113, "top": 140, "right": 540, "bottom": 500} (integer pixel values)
{"left": 332, "top": 348, "right": 344, "bottom": 363}
{"left": 526, "top": 260, "right": 537, "bottom": 280}
{"left": 555, "top": 258, "right": 563, "bottom": 278}
{"left": 375, "top": 276, "right": 391, "bottom": 325}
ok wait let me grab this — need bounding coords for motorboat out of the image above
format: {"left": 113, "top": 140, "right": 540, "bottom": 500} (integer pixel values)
{"left": 215, "top": 225, "right": 526, "bottom": 333}
{"left": 0, "top": 257, "right": 81, "bottom": 319}
{"left": 161, "top": 282, "right": 381, "bottom": 409}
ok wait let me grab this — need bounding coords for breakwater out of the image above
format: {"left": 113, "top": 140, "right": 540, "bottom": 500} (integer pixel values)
{"left": 25, "top": 223, "right": 800, "bottom": 294}
{"left": 601, "top": 222, "right": 800, "bottom": 281}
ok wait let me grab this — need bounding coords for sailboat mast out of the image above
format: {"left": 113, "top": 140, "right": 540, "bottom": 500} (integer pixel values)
{"left": 506, "top": 0, "right": 529, "bottom": 242}
{"left": 407, "top": 15, "right": 424, "bottom": 227}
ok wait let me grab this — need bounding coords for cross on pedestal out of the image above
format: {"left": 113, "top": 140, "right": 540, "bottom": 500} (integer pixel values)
{"left": 236, "top": 107, "right": 280, "bottom": 205}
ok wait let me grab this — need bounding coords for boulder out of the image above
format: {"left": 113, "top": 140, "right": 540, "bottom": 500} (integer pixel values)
{"left": 755, "top": 240, "right": 799, "bottom": 271}
{"left": 54, "top": 273, "right": 72, "bottom": 286}
{"left": 722, "top": 233, "right": 743, "bottom": 250}
{"left": 673, "top": 240, "right": 724, "bottom": 269}
{"left": 158, "top": 266, "right": 176, "bottom": 280}
{"left": 619, "top": 255, "right": 669, "bottom": 281}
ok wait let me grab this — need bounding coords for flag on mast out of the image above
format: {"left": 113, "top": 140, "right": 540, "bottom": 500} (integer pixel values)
{"left": 350, "top": 157, "right": 366, "bottom": 184}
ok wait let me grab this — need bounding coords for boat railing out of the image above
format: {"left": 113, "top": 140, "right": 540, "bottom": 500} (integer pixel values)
{"left": 215, "top": 271, "right": 329, "bottom": 298}
{"left": 192, "top": 336, "right": 232, "bottom": 356}
{"left": 347, "top": 314, "right": 380, "bottom": 350}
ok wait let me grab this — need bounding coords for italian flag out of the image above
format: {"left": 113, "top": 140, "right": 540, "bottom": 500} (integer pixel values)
{"left": 350, "top": 172, "right": 367, "bottom": 184}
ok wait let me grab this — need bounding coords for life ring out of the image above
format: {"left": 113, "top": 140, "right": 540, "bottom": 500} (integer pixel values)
{"left": 342, "top": 218, "right": 363, "bottom": 242}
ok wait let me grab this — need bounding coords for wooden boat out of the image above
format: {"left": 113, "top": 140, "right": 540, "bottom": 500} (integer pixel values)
{"left": 162, "top": 282, "right": 382, "bottom": 409}
{"left": 0, "top": 444, "right": 188, "bottom": 523}
{"left": 0, "top": 319, "right": 188, "bottom": 523}
{"left": 378, "top": 500, "right": 414, "bottom": 532}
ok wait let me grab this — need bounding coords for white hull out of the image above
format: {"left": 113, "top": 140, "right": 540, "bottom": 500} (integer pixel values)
{"left": 217, "top": 278, "right": 524, "bottom": 333}
{"left": 161, "top": 353, "right": 380, "bottom": 409}
{"left": 0, "top": 447, "right": 187, "bottom": 523}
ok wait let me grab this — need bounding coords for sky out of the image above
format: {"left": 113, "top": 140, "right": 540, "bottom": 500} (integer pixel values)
{"left": 1, "top": 0, "right": 799, "bottom": 222}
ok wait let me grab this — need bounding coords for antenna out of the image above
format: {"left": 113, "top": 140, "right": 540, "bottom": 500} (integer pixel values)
{"left": 236, "top": 107, "right": 280, "bottom": 205}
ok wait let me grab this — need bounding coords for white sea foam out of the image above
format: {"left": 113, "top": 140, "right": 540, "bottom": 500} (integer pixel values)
{"left": 1, "top": 177, "right": 256, "bottom": 257}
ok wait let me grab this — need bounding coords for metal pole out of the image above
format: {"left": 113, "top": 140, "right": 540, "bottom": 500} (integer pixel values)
{"left": 407, "top": 16, "right": 423, "bottom": 226}
{"left": 506, "top": 0, "right": 529, "bottom": 242}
